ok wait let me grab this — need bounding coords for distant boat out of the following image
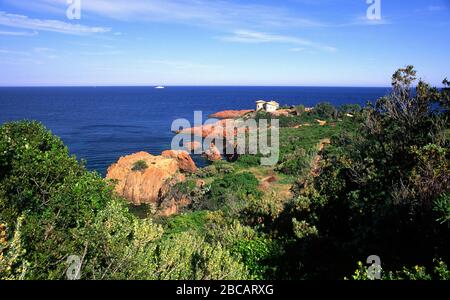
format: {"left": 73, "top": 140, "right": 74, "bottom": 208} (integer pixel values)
{"left": 155, "top": 86, "right": 165, "bottom": 89}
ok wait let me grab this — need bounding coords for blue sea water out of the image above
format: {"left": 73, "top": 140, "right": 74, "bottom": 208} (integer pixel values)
{"left": 0, "top": 86, "right": 390, "bottom": 175}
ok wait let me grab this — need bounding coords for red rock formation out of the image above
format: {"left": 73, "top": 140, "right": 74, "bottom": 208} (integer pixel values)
{"left": 204, "top": 143, "right": 222, "bottom": 161}
{"left": 209, "top": 109, "right": 254, "bottom": 119}
{"left": 176, "top": 119, "right": 230, "bottom": 138}
{"left": 177, "top": 119, "right": 253, "bottom": 139}
{"left": 106, "top": 151, "right": 184, "bottom": 206}
{"left": 184, "top": 141, "right": 202, "bottom": 152}
{"left": 161, "top": 150, "right": 197, "bottom": 173}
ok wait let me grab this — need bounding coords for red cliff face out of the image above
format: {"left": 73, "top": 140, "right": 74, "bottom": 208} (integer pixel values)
{"left": 106, "top": 151, "right": 196, "bottom": 208}
{"left": 161, "top": 150, "right": 197, "bottom": 173}
{"left": 209, "top": 109, "right": 254, "bottom": 119}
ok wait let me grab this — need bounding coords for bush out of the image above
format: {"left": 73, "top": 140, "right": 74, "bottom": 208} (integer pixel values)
{"left": 434, "top": 193, "right": 450, "bottom": 226}
{"left": 349, "top": 259, "right": 449, "bottom": 280}
{"left": 205, "top": 172, "right": 262, "bottom": 215}
{"left": 132, "top": 160, "right": 148, "bottom": 172}
{"left": 295, "top": 105, "right": 305, "bottom": 115}
{"left": 231, "top": 237, "right": 283, "bottom": 280}
{"left": 311, "top": 102, "right": 338, "bottom": 119}
{"left": 162, "top": 211, "right": 210, "bottom": 236}
{"left": 196, "top": 165, "right": 218, "bottom": 178}
{"left": 153, "top": 231, "right": 249, "bottom": 280}
{"left": 235, "top": 155, "right": 261, "bottom": 167}
{"left": 0, "top": 121, "right": 250, "bottom": 280}
{"left": 338, "top": 104, "right": 361, "bottom": 115}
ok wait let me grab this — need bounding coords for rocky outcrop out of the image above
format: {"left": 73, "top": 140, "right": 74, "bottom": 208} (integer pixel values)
{"left": 106, "top": 151, "right": 186, "bottom": 206}
{"left": 176, "top": 119, "right": 232, "bottom": 138}
{"left": 177, "top": 119, "right": 253, "bottom": 139}
{"left": 184, "top": 141, "right": 202, "bottom": 152}
{"left": 158, "top": 196, "right": 191, "bottom": 217}
{"left": 204, "top": 143, "right": 222, "bottom": 161}
{"left": 209, "top": 109, "right": 254, "bottom": 119}
{"left": 315, "top": 119, "right": 327, "bottom": 126}
{"left": 161, "top": 150, "right": 197, "bottom": 173}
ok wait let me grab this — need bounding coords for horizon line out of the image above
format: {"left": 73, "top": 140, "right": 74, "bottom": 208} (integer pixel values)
{"left": 0, "top": 84, "right": 394, "bottom": 88}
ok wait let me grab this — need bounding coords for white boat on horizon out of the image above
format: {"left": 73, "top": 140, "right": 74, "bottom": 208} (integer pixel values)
{"left": 155, "top": 86, "right": 165, "bottom": 89}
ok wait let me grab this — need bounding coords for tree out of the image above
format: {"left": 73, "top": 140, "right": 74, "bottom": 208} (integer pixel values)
{"left": 281, "top": 66, "right": 450, "bottom": 279}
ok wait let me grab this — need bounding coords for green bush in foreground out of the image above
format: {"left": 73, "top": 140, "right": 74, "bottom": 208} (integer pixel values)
{"left": 0, "top": 121, "right": 249, "bottom": 280}
{"left": 350, "top": 259, "right": 449, "bottom": 280}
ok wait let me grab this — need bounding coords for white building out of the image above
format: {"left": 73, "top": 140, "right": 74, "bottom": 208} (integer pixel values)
{"left": 256, "top": 100, "right": 280, "bottom": 112}
{"left": 256, "top": 100, "right": 266, "bottom": 111}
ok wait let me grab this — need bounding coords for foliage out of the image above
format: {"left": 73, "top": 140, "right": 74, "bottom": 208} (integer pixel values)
{"left": 131, "top": 160, "right": 148, "bottom": 172}
{"left": 231, "top": 237, "right": 283, "bottom": 280}
{"left": 294, "top": 105, "right": 305, "bottom": 115}
{"left": 153, "top": 231, "right": 248, "bottom": 280}
{"left": 434, "top": 193, "right": 450, "bottom": 226}
{"left": 196, "top": 165, "right": 219, "bottom": 178}
{"left": 162, "top": 211, "right": 210, "bottom": 236}
{"left": 276, "top": 121, "right": 356, "bottom": 176}
{"left": 338, "top": 104, "right": 362, "bottom": 116}
{"left": 235, "top": 154, "right": 261, "bottom": 167}
{"left": 280, "top": 66, "right": 450, "bottom": 279}
{"left": 1, "top": 65, "right": 449, "bottom": 281}
{"left": 0, "top": 121, "right": 250, "bottom": 280}
{"left": 0, "top": 216, "right": 29, "bottom": 280}
{"left": 203, "top": 172, "right": 262, "bottom": 215}
{"left": 350, "top": 259, "right": 449, "bottom": 280}
{"left": 312, "top": 102, "right": 338, "bottom": 119}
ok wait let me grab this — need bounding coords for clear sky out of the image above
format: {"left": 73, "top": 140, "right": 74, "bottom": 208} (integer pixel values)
{"left": 0, "top": 0, "right": 449, "bottom": 86}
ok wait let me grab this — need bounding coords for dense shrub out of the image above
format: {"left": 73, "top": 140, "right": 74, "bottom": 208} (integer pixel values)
{"left": 204, "top": 172, "right": 262, "bottom": 215}
{"left": 311, "top": 102, "right": 338, "bottom": 119}
{"left": 235, "top": 154, "right": 261, "bottom": 167}
{"left": 350, "top": 259, "right": 449, "bottom": 280}
{"left": 231, "top": 237, "right": 283, "bottom": 280}
{"left": 338, "top": 104, "right": 362, "bottom": 117}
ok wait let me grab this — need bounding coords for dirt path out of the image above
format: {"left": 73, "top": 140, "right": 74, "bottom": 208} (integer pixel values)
{"left": 310, "top": 138, "right": 331, "bottom": 177}
{"left": 240, "top": 138, "right": 331, "bottom": 203}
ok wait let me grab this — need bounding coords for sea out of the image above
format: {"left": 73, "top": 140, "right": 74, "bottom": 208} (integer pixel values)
{"left": 0, "top": 86, "right": 390, "bottom": 176}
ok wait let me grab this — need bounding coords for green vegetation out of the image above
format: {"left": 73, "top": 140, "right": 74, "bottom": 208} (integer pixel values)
{"left": 162, "top": 211, "right": 210, "bottom": 236}
{"left": 1, "top": 66, "right": 449, "bottom": 280}
{"left": 204, "top": 172, "right": 263, "bottom": 215}
{"left": 0, "top": 121, "right": 248, "bottom": 280}
{"left": 131, "top": 160, "right": 148, "bottom": 172}
{"left": 277, "top": 66, "right": 450, "bottom": 279}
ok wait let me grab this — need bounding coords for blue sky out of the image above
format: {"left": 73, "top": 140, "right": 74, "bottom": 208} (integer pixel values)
{"left": 0, "top": 0, "right": 449, "bottom": 86}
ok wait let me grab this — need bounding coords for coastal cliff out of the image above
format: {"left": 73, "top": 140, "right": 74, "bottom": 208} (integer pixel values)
{"left": 106, "top": 151, "right": 196, "bottom": 214}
